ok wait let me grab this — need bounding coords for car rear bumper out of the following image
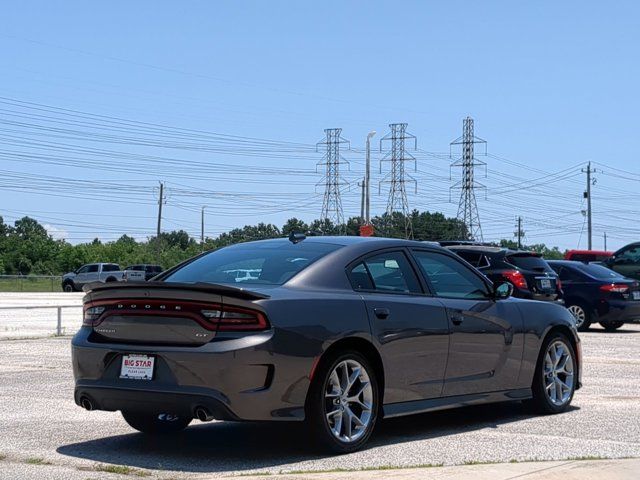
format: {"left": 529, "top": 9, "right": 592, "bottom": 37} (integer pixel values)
{"left": 71, "top": 327, "right": 312, "bottom": 422}
{"left": 598, "top": 300, "right": 640, "bottom": 323}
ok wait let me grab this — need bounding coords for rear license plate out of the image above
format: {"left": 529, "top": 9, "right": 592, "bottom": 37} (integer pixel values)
{"left": 633, "top": 291, "right": 640, "bottom": 300}
{"left": 540, "top": 278, "right": 552, "bottom": 290}
{"left": 120, "top": 354, "right": 154, "bottom": 380}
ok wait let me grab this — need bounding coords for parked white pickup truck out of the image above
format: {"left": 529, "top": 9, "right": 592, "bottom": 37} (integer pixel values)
{"left": 61, "top": 263, "right": 145, "bottom": 292}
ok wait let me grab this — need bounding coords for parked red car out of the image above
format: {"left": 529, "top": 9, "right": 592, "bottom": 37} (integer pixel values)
{"left": 564, "top": 250, "right": 612, "bottom": 263}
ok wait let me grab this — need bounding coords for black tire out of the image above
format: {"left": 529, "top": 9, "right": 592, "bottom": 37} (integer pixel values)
{"left": 306, "top": 350, "right": 379, "bottom": 454}
{"left": 121, "top": 411, "right": 191, "bottom": 434}
{"left": 528, "top": 332, "right": 577, "bottom": 414}
{"left": 62, "top": 281, "right": 75, "bottom": 292}
{"left": 601, "top": 321, "right": 624, "bottom": 332}
{"left": 105, "top": 277, "right": 117, "bottom": 283}
{"left": 566, "top": 303, "right": 591, "bottom": 332}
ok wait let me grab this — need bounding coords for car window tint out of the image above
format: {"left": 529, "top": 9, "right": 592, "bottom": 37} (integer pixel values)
{"left": 76, "top": 266, "right": 89, "bottom": 274}
{"left": 102, "top": 264, "right": 120, "bottom": 272}
{"left": 555, "top": 266, "right": 582, "bottom": 282}
{"left": 86, "top": 265, "right": 99, "bottom": 273}
{"left": 575, "top": 263, "right": 626, "bottom": 280}
{"left": 356, "top": 251, "right": 421, "bottom": 294}
{"left": 412, "top": 251, "right": 488, "bottom": 299}
{"left": 506, "top": 254, "right": 552, "bottom": 272}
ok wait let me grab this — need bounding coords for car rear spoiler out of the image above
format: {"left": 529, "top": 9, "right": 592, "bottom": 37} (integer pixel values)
{"left": 82, "top": 281, "right": 270, "bottom": 300}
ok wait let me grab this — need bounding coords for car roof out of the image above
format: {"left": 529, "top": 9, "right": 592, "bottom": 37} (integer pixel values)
{"left": 231, "top": 236, "right": 440, "bottom": 248}
{"left": 447, "top": 245, "right": 541, "bottom": 256}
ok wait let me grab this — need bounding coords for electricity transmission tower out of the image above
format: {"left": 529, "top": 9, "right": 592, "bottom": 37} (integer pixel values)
{"left": 317, "top": 128, "right": 350, "bottom": 231}
{"left": 450, "top": 117, "right": 487, "bottom": 241}
{"left": 379, "top": 123, "right": 417, "bottom": 239}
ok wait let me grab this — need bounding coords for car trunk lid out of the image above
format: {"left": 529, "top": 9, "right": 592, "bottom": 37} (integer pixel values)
{"left": 83, "top": 282, "right": 270, "bottom": 346}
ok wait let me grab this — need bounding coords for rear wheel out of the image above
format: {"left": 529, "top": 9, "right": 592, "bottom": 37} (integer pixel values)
{"left": 601, "top": 321, "right": 624, "bottom": 332}
{"left": 529, "top": 333, "right": 577, "bottom": 414}
{"left": 306, "top": 351, "right": 379, "bottom": 453}
{"left": 566, "top": 303, "right": 591, "bottom": 331}
{"left": 121, "top": 411, "right": 191, "bottom": 434}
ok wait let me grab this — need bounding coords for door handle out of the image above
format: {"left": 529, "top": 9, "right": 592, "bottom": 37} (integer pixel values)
{"left": 374, "top": 308, "right": 390, "bottom": 320}
{"left": 450, "top": 314, "right": 464, "bottom": 325}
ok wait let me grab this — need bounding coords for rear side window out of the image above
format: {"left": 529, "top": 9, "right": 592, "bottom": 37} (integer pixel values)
{"left": 506, "top": 254, "right": 552, "bottom": 272}
{"left": 412, "top": 250, "right": 489, "bottom": 299}
{"left": 349, "top": 251, "right": 421, "bottom": 294}
{"left": 454, "top": 250, "right": 490, "bottom": 269}
{"left": 164, "top": 241, "right": 342, "bottom": 285}
{"left": 102, "top": 264, "right": 121, "bottom": 272}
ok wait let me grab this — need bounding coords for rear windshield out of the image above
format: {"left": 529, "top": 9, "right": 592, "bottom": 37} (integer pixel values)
{"left": 506, "top": 254, "right": 552, "bottom": 272}
{"left": 573, "top": 263, "right": 626, "bottom": 280}
{"left": 164, "top": 241, "right": 342, "bottom": 285}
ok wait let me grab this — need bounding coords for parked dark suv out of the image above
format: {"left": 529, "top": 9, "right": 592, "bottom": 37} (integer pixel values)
{"left": 548, "top": 260, "right": 640, "bottom": 331}
{"left": 446, "top": 245, "right": 562, "bottom": 303}
{"left": 604, "top": 242, "right": 640, "bottom": 281}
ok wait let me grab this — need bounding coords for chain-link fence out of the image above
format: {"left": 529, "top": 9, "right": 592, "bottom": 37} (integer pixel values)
{"left": 0, "top": 275, "right": 62, "bottom": 292}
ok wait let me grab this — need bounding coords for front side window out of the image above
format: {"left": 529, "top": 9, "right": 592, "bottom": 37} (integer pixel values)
{"left": 86, "top": 265, "right": 99, "bottom": 273}
{"left": 412, "top": 250, "right": 489, "bottom": 299}
{"left": 616, "top": 246, "right": 640, "bottom": 265}
{"left": 164, "top": 241, "right": 342, "bottom": 285}
{"left": 349, "top": 251, "right": 421, "bottom": 294}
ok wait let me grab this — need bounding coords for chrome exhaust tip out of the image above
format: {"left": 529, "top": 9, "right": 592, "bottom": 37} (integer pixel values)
{"left": 80, "top": 397, "right": 94, "bottom": 411}
{"left": 194, "top": 406, "right": 214, "bottom": 422}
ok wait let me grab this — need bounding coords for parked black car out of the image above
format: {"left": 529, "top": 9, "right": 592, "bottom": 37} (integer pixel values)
{"left": 72, "top": 237, "right": 580, "bottom": 453}
{"left": 123, "top": 264, "right": 164, "bottom": 281}
{"left": 548, "top": 260, "right": 640, "bottom": 332}
{"left": 445, "top": 245, "right": 562, "bottom": 303}
{"left": 603, "top": 241, "right": 640, "bottom": 281}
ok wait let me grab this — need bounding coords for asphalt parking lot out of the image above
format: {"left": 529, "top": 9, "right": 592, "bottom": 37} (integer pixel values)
{"left": 0, "top": 295, "right": 639, "bottom": 479}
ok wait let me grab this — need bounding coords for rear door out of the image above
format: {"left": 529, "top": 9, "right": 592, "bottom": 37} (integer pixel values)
{"left": 409, "top": 249, "right": 524, "bottom": 397}
{"left": 348, "top": 249, "right": 450, "bottom": 402}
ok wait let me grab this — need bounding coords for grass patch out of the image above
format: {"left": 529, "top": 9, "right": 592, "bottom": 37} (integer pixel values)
{"left": 25, "top": 457, "right": 52, "bottom": 465}
{"left": 93, "top": 464, "right": 151, "bottom": 476}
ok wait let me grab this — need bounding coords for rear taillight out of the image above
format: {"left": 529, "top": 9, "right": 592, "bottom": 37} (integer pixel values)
{"left": 201, "top": 305, "right": 268, "bottom": 331}
{"left": 502, "top": 270, "right": 528, "bottom": 289}
{"left": 600, "top": 283, "right": 630, "bottom": 293}
{"left": 83, "top": 306, "right": 105, "bottom": 326}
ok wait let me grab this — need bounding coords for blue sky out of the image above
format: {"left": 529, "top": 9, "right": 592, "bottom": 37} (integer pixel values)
{"left": 1, "top": 1, "right": 639, "bottom": 250}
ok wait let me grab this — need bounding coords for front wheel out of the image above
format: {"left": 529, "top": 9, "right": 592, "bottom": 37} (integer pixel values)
{"left": 529, "top": 333, "right": 577, "bottom": 414}
{"left": 121, "top": 411, "right": 191, "bottom": 434}
{"left": 62, "top": 282, "right": 75, "bottom": 292}
{"left": 601, "top": 321, "right": 624, "bottom": 332}
{"left": 306, "top": 351, "right": 379, "bottom": 453}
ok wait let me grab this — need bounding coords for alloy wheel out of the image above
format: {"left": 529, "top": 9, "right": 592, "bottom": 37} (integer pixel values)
{"left": 543, "top": 340, "right": 575, "bottom": 406}
{"left": 324, "top": 359, "right": 374, "bottom": 443}
{"left": 567, "top": 305, "right": 586, "bottom": 328}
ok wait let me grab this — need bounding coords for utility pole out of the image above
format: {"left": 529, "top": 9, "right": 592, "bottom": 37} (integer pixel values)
{"left": 201, "top": 206, "right": 205, "bottom": 250}
{"left": 604, "top": 232, "right": 607, "bottom": 251}
{"left": 359, "top": 180, "right": 365, "bottom": 223}
{"left": 514, "top": 216, "right": 525, "bottom": 249}
{"left": 582, "top": 162, "right": 596, "bottom": 250}
{"left": 317, "top": 128, "right": 350, "bottom": 233}
{"left": 156, "top": 181, "right": 164, "bottom": 238}
{"left": 450, "top": 117, "right": 487, "bottom": 241}
{"left": 380, "top": 123, "right": 417, "bottom": 239}
{"left": 365, "top": 130, "right": 376, "bottom": 225}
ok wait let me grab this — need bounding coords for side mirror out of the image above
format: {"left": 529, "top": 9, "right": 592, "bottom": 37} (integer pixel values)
{"left": 494, "top": 281, "right": 513, "bottom": 299}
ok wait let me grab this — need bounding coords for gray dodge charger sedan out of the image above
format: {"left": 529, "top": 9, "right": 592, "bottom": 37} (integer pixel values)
{"left": 72, "top": 236, "right": 581, "bottom": 452}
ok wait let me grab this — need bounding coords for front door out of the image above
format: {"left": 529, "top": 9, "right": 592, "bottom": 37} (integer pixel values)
{"left": 347, "top": 250, "right": 450, "bottom": 403}
{"left": 410, "top": 249, "right": 524, "bottom": 396}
